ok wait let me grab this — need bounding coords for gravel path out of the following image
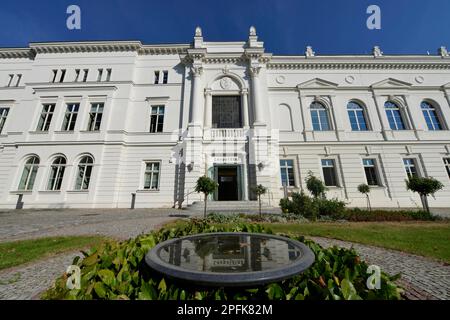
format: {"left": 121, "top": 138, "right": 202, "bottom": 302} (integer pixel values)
{"left": 309, "top": 237, "right": 450, "bottom": 300}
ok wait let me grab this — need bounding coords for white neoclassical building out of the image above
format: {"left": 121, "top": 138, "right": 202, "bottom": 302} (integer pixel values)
{"left": 1, "top": 27, "right": 450, "bottom": 209}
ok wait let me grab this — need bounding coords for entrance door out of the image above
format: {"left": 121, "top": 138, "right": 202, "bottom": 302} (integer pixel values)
{"left": 217, "top": 166, "right": 238, "bottom": 201}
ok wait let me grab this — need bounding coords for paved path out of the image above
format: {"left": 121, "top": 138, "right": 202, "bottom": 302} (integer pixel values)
{"left": 0, "top": 208, "right": 182, "bottom": 300}
{"left": 309, "top": 237, "right": 450, "bottom": 300}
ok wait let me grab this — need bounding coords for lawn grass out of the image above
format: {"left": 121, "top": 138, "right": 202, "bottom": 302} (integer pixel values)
{"left": 165, "top": 219, "right": 450, "bottom": 263}
{"left": 0, "top": 236, "right": 107, "bottom": 270}
{"left": 259, "top": 222, "right": 450, "bottom": 263}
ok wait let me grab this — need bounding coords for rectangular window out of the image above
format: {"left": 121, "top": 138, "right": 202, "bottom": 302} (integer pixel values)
{"left": 74, "top": 69, "right": 80, "bottom": 82}
{"left": 154, "top": 71, "right": 160, "bottom": 84}
{"left": 106, "top": 69, "right": 112, "bottom": 82}
{"left": 15, "top": 74, "right": 22, "bottom": 87}
{"left": 51, "top": 70, "right": 58, "bottom": 83}
{"left": 212, "top": 96, "right": 242, "bottom": 128}
{"left": 144, "top": 162, "right": 160, "bottom": 190}
{"left": 97, "top": 69, "right": 103, "bottom": 82}
{"left": 61, "top": 103, "right": 79, "bottom": 131}
{"left": 7, "top": 74, "right": 14, "bottom": 87}
{"left": 321, "top": 159, "right": 338, "bottom": 186}
{"left": 37, "top": 104, "right": 56, "bottom": 132}
{"left": 0, "top": 107, "right": 9, "bottom": 134}
{"left": 59, "top": 69, "right": 66, "bottom": 83}
{"left": 444, "top": 158, "right": 450, "bottom": 179}
{"left": 403, "top": 158, "right": 418, "bottom": 179}
{"left": 163, "top": 71, "right": 168, "bottom": 84}
{"left": 280, "top": 159, "right": 295, "bottom": 187}
{"left": 363, "top": 159, "right": 380, "bottom": 186}
{"left": 150, "top": 105, "right": 165, "bottom": 133}
{"left": 83, "top": 69, "right": 89, "bottom": 82}
{"left": 87, "top": 103, "right": 104, "bottom": 131}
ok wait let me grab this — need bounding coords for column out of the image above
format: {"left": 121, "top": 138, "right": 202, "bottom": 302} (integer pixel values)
{"left": 371, "top": 92, "right": 391, "bottom": 140}
{"left": 241, "top": 89, "right": 249, "bottom": 128}
{"left": 250, "top": 67, "right": 264, "bottom": 125}
{"left": 190, "top": 66, "right": 203, "bottom": 126}
{"left": 204, "top": 89, "right": 212, "bottom": 128}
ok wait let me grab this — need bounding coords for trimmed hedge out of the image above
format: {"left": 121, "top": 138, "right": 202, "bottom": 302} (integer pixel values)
{"left": 43, "top": 220, "right": 403, "bottom": 300}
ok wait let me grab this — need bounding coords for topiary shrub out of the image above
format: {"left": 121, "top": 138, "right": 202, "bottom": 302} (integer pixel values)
{"left": 405, "top": 176, "right": 444, "bottom": 213}
{"left": 305, "top": 172, "right": 326, "bottom": 198}
{"left": 42, "top": 219, "right": 403, "bottom": 300}
{"left": 316, "top": 198, "right": 347, "bottom": 219}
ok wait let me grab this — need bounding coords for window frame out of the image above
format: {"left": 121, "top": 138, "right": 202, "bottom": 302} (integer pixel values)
{"left": 385, "top": 101, "right": 407, "bottom": 130}
{"left": 142, "top": 161, "right": 161, "bottom": 191}
{"left": 61, "top": 103, "right": 80, "bottom": 131}
{"left": 87, "top": 103, "right": 104, "bottom": 132}
{"left": 310, "top": 102, "right": 332, "bottom": 131}
{"left": 154, "top": 71, "right": 160, "bottom": 84}
{"left": 347, "top": 101, "right": 369, "bottom": 131}
{"left": 46, "top": 156, "right": 67, "bottom": 191}
{"left": 421, "top": 101, "right": 444, "bottom": 131}
{"left": 403, "top": 158, "right": 420, "bottom": 179}
{"left": 443, "top": 158, "right": 450, "bottom": 179}
{"left": 321, "top": 158, "right": 339, "bottom": 187}
{"left": 149, "top": 105, "right": 165, "bottom": 133}
{"left": 18, "top": 156, "right": 40, "bottom": 191}
{"left": 0, "top": 107, "right": 10, "bottom": 134}
{"left": 36, "top": 104, "right": 56, "bottom": 132}
{"left": 74, "top": 156, "right": 94, "bottom": 191}
{"left": 362, "top": 158, "right": 381, "bottom": 186}
{"left": 279, "top": 159, "right": 296, "bottom": 187}
{"left": 162, "top": 71, "right": 168, "bottom": 84}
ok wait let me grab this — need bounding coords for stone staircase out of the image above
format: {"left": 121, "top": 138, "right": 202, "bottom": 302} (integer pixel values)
{"left": 185, "top": 201, "right": 282, "bottom": 216}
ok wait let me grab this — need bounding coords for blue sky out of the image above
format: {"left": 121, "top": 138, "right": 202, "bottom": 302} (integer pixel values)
{"left": 0, "top": 0, "right": 448, "bottom": 55}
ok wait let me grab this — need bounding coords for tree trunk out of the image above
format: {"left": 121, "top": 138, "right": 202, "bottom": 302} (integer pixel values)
{"left": 420, "top": 194, "right": 430, "bottom": 213}
{"left": 204, "top": 193, "right": 207, "bottom": 219}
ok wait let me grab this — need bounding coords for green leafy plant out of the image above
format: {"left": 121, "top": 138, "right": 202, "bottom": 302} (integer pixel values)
{"left": 290, "top": 191, "right": 319, "bottom": 220}
{"left": 306, "top": 171, "right": 326, "bottom": 199}
{"left": 253, "top": 184, "right": 267, "bottom": 217}
{"left": 42, "top": 219, "right": 404, "bottom": 300}
{"left": 358, "top": 184, "right": 372, "bottom": 211}
{"left": 405, "top": 176, "right": 444, "bottom": 213}
{"left": 195, "top": 176, "right": 219, "bottom": 218}
{"left": 316, "top": 198, "right": 346, "bottom": 218}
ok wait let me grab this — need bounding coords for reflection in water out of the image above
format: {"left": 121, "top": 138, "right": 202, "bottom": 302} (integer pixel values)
{"left": 158, "top": 235, "right": 302, "bottom": 273}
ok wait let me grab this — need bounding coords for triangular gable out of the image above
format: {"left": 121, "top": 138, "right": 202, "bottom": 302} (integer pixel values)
{"left": 370, "top": 78, "right": 412, "bottom": 89}
{"left": 297, "top": 78, "right": 338, "bottom": 89}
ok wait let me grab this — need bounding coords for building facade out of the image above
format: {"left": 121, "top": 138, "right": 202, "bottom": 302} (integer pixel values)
{"left": 1, "top": 27, "right": 450, "bottom": 209}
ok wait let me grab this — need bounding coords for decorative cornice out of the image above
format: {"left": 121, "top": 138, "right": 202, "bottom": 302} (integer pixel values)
{"left": 267, "top": 62, "right": 450, "bottom": 70}
{"left": 0, "top": 48, "right": 35, "bottom": 59}
{"left": 138, "top": 45, "right": 189, "bottom": 55}
{"left": 30, "top": 41, "right": 142, "bottom": 54}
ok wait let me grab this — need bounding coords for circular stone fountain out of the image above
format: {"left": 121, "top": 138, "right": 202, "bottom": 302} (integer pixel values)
{"left": 145, "top": 232, "right": 315, "bottom": 287}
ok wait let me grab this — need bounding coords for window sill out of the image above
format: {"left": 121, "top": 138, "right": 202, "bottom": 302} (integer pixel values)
{"left": 38, "top": 190, "right": 62, "bottom": 194}
{"left": 136, "top": 189, "right": 160, "bottom": 193}
{"left": 80, "top": 130, "right": 101, "bottom": 133}
{"left": 66, "top": 190, "right": 89, "bottom": 194}
{"left": 54, "top": 131, "right": 75, "bottom": 134}
{"left": 29, "top": 131, "right": 49, "bottom": 134}
{"left": 10, "top": 190, "right": 32, "bottom": 195}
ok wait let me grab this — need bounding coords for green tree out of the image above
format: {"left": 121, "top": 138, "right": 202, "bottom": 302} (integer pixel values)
{"left": 358, "top": 183, "right": 372, "bottom": 211}
{"left": 195, "top": 176, "right": 219, "bottom": 218}
{"left": 406, "top": 176, "right": 444, "bottom": 213}
{"left": 306, "top": 171, "right": 326, "bottom": 198}
{"left": 253, "top": 184, "right": 267, "bottom": 218}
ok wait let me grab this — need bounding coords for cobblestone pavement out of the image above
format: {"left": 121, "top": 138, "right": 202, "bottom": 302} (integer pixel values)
{"left": 309, "top": 237, "right": 450, "bottom": 300}
{"left": 0, "top": 208, "right": 188, "bottom": 242}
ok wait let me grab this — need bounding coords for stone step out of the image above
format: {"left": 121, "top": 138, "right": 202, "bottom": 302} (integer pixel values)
{"left": 186, "top": 201, "right": 282, "bottom": 214}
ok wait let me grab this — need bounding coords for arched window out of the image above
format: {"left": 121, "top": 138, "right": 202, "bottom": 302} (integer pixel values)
{"left": 18, "top": 156, "right": 40, "bottom": 191}
{"left": 310, "top": 102, "right": 331, "bottom": 131}
{"left": 75, "top": 156, "right": 94, "bottom": 190}
{"left": 385, "top": 101, "right": 406, "bottom": 130}
{"left": 347, "top": 101, "right": 369, "bottom": 131}
{"left": 279, "top": 104, "right": 293, "bottom": 131}
{"left": 47, "top": 157, "right": 66, "bottom": 191}
{"left": 421, "top": 101, "right": 443, "bottom": 131}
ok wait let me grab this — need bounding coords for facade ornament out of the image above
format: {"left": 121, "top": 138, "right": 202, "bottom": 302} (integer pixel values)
{"left": 222, "top": 65, "right": 230, "bottom": 75}
{"left": 249, "top": 66, "right": 261, "bottom": 77}
{"left": 195, "top": 26, "right": 202, "bottom": 37}
{"left": 249, "top": 26, "right": 257, "bottom": 36}
{"left": 439, "top": 46, "right": 449, "bottom": 57}
{"left": 365, "top": 146, "right": 372, "bottom": 156}
{"left": 305, "top": 46, "right": 315, "bottom": 57}
{"left": 220, "top": 77, "right": 232, "bottom": 90}
{"left": 191, "top": 66, "right": 203, "bottom": 77}
{"left": 373, "top": 46, "right": 383, "bottom": 57}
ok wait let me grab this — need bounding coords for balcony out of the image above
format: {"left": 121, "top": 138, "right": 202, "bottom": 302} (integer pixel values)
{"left": 205, "top": 128, "right": 247, "bottom": 141}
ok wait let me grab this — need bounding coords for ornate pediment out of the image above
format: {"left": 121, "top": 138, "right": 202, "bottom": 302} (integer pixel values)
{"left": 297, "top": 78, "right": 338, "bottom": 89}
{"left": 370, "top": 78, "right": 412, "bottom": 89}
